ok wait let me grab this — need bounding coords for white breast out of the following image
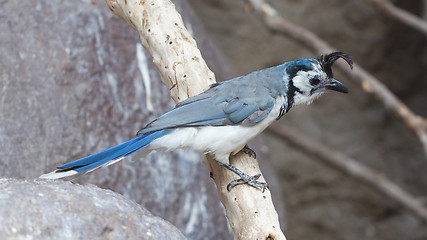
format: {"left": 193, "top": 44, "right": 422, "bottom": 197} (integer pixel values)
{"left": 149, "top": 96, "right": 285, "bottom": 164}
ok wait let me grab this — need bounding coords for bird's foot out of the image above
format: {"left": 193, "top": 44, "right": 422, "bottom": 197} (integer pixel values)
{"left": 219, "top": 162, "right": 268, "bottom": 192}
{"left": 242, "top": 145, "right": 256, "bottom": 159}
{"left": 227, "top": 173, "right": 268, "bottom": 192}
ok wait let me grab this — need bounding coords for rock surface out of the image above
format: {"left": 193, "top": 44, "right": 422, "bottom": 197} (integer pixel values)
{"left": 0, "top": 179, "right": 186, "bottom": 240}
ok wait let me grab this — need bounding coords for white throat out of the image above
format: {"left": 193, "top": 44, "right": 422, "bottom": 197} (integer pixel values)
{"left": 293, "top": 91, "right": 324, "bottom": 106}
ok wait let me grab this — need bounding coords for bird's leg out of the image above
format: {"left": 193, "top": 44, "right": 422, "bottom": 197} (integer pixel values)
{"left": 242, "top": 145, "right": 256, "bottom": 159}
{"left": 218, "top": 162, "right": 267, "bottom": 192}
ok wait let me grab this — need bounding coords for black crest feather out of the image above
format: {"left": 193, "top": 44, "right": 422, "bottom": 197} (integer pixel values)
{"left": 318, "top": 52, "right": 353, "bottom": 78}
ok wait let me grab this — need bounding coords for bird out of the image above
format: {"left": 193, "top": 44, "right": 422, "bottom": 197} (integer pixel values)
{"left": 40, "top": 52, "right": 353, "bottom": 192}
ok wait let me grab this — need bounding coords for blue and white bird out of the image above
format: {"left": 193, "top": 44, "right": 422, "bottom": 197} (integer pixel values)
{"left": 41, "top": 52, "right": 353, "bottom": 191}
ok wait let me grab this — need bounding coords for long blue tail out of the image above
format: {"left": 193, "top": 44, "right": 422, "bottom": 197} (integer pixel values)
{"left": 40, "top": 130, "right": 169, "bottom": 179}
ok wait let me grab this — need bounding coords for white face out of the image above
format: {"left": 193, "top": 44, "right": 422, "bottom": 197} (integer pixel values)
{"left": 292, "top": 63, "right": 328, "bottom": 105}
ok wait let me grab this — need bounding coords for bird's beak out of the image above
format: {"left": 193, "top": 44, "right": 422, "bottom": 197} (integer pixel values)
{"left": 325, "top": 79, "right": 349, "bottom": 93}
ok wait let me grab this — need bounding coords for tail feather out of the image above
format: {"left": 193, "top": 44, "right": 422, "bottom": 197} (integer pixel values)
{"left": 40, "top": 130, "right": 169, "bottom": 180}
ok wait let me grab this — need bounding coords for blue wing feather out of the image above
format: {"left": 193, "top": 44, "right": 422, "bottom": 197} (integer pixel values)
{"left": 223, "top": 99, "right": 244, "bottom": 114}
{"left": 138, "top": 67, "right": 287, "bottom": 134}
{"left": 228, "top": 104, "right": 258, "bottom": 123}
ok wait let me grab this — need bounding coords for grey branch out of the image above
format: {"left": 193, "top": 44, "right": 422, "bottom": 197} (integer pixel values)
{"left": 363, "top": 0, "right": 427, "bottom": 36}
{"left": 268, "top": 125, "right": 427, "bottom": 224}
{"left": 246, "top": 0, "right": 427, "bottom": 158}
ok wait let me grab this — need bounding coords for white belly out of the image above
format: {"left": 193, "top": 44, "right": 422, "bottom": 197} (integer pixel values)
{"left": 149, "top": 96, "right": 285, "bottom": 164}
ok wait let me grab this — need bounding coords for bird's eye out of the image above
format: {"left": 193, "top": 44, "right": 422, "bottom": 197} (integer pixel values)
{"left": 309, "top": 77, "right": 321, "bottom": 86}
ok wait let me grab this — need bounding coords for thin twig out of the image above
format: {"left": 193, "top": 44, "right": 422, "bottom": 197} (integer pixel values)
{"left": 246, "top": 0, "right": 427, "bottom": 158}
{"left": 363, "top": 0, "right": 427, "bottom": 36}
{"left": 268, "top": 125, "right": 427, "bottom": 224}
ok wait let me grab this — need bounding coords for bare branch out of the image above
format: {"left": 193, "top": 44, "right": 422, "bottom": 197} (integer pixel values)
{"left": 246, "top": 0, "right": 427, "bottom": 158}
{"left": 268, "top": 125, "right": 427, "bottom": 224}
{"left": 363, "top": 0, "right": 427, "bottom": 36}
{"left": 104, "top": 0, "right": 286, "bottom": 239}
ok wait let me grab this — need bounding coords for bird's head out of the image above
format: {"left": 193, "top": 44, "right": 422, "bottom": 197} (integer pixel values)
{"left": 285, "top": 52, "right": 353, "bottom": 106}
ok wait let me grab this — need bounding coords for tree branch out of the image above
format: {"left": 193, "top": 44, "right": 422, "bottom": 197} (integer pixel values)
{"left": 246, "top": 0, "right": 427, "bottom": 158}
{"left": 268, "top": 125, "right": 427, "bottom": 224}
{"left": 104, "top": 0, "right": 286, "bottom": 239}
{"left": 363, "top": 0, "right": 427, "bottom": 36}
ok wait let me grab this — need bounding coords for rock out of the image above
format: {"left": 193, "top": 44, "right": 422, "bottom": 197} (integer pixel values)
{"left": 0, "top": 179, "right": 186, "bottom": 240}
{"left": 0, "top": 0, "right": 241, "bottom": 239}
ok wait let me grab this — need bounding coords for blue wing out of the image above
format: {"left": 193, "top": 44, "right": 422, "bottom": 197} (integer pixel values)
{"left": 137, "top": 78, "right": 279, "bottom": 135}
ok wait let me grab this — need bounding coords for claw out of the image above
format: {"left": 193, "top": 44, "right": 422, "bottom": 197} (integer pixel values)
{"left": 226, "top": 174, "right": 267, "bottom": 192}
{"left": 219, "top": 162, "right": 268, "bottom": 192}
{"left": 227, "top": 179, "right": 245, "bottom": 192}
{"left": 242, "top": 145, "right": 256, "bottom": 159}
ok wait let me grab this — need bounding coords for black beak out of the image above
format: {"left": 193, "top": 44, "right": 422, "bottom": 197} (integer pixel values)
{"left": 325, "top": 79, "right": 349, "bottom": 93}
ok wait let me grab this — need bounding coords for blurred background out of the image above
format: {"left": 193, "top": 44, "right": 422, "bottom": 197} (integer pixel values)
{"left": 1, "top": 0, "right": 427, "bottom": 239}
{"left": 188, "top": 0, "right": 427, "bottom": 239}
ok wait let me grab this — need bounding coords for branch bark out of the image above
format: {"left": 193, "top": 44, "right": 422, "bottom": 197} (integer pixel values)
{"left": 363, "top": 0, "right": 427, "bottom": 36}
{"left": 268, "top": 125, "right": 427, "bottom": 224}
{"left": 104, "top": 0, "right": 286, "bottom": 239}
{"left": 246, "top": 0, "right": 427, "bottom": 158}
